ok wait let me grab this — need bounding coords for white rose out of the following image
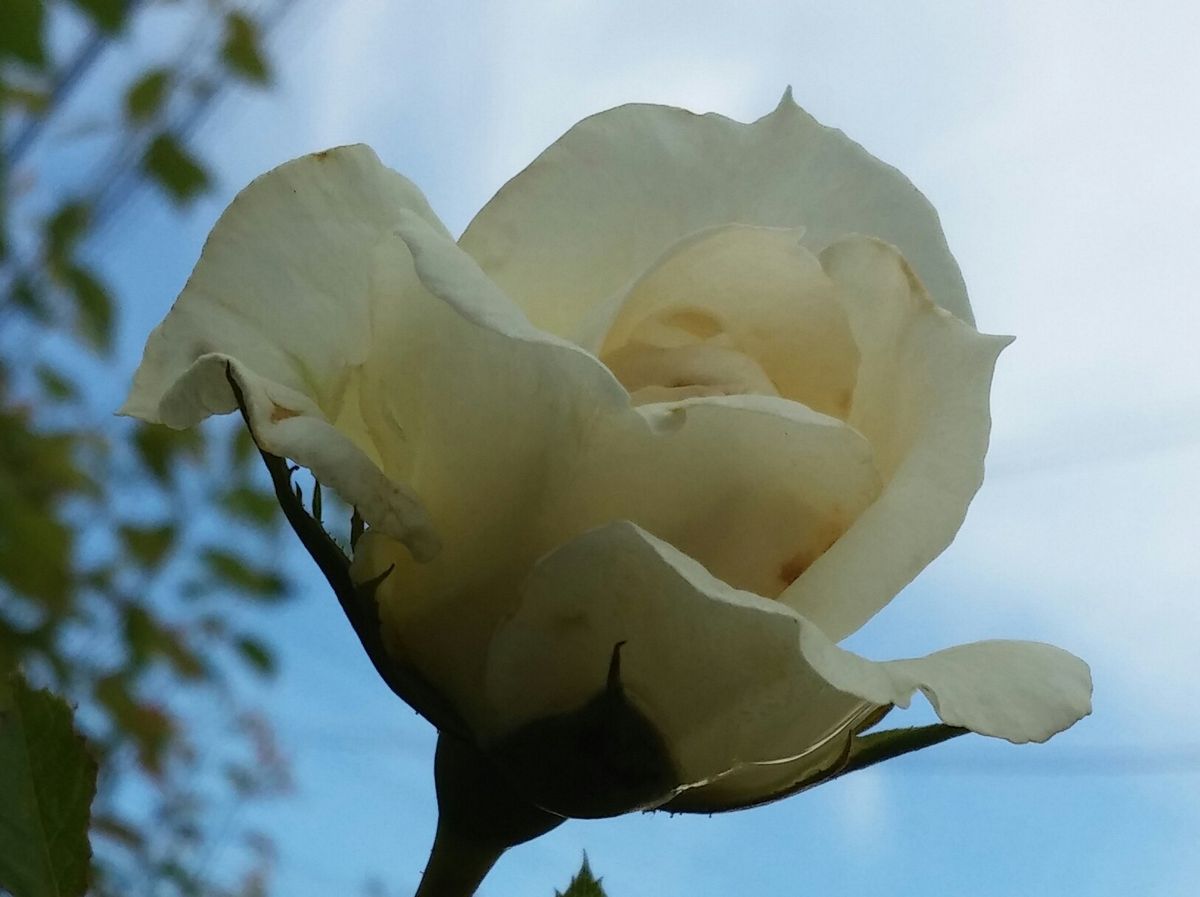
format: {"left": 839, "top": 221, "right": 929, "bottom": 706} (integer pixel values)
{"left": 121, "top": 92, "right": 1091, "bottom": 818}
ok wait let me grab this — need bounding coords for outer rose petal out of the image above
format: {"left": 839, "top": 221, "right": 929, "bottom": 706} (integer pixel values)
{"left": 353, "top": 218, "right": 882, "bottom": 726}
{"left": 484, "top": 520, "right": 876, "bottom": 810}
{"left": 460, "top": 90, "right": 972, "bottom": 345}
{"left": 485, "top": 521, "right": 1092, "bottom": 814}
{"left": 118, "top": 145, "right": 450, "bottom": 556}
{"left": 779, "top": 237, "right": 1013, "bottom": 640}
{"left": 797, "top": 633, "right": 1093, "bottom": 745}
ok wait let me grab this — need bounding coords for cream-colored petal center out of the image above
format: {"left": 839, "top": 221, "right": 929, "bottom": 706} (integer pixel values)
{"left": 596, "top": 225, "right": 859, "bottom": 419}
{"left": 604, "top": 340, "right": 780, "bottom": 405}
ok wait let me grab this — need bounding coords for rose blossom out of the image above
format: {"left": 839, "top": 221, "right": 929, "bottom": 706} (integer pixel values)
{"left": 121, "top": 91, "right": 1091, "bottom": 817}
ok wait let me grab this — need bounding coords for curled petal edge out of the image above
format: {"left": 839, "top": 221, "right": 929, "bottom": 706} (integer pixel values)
{"left": 798, "top": 629, "right": 1094, "bottom": 745}
{"left": 153, "top": 353, "right": 440, "bottom": 562}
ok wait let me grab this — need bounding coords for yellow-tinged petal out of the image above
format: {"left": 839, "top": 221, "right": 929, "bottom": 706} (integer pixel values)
{"left": 779, "top": 236, "right": 1012, "bottom": 640}
{"left": 460, "top": 91, "right": 972, "bottom": 346}
{"left": 593, "top": 225, "right": 859, "bottom": 418}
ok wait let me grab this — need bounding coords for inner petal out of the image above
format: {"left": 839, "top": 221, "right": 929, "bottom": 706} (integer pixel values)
{"left": 604, "top": 341, "right": 780, "bottom": 405}
{"left": 598, "top": 225, "right": 860, "bottom": 418}
{"left": 537, "top": 394, "right": 883, "bottom": 601}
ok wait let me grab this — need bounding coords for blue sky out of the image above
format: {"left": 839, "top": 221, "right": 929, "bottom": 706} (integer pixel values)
{"left": 84, "top": 0, "right": 1200, "bottom": 893}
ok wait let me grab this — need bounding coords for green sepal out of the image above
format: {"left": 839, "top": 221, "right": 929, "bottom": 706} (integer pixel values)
{"left": 837, "top": 723, "right": 967, "bottom": 777}
{"left": 663, "top": 706, "right": 966, "bottom": 814}
{"left": 490, "top": 643, "right": 680, "bottom": 819}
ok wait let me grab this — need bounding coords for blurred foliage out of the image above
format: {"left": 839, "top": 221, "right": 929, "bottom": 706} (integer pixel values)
{"left": 142, "top": 133, "right": 211, "bottom": 204}
{"left": 1, "top": 1, "right": 295, "bottom": 895}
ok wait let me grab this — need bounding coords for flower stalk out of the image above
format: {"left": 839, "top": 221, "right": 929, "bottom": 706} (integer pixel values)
{"left": 416, "top": 734, "right": 563, "bottom": 897}
{"left": 413, "top": 825, "right": 504, "bottom": 897}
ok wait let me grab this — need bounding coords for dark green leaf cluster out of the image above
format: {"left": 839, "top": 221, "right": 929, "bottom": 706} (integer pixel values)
{"left": 2, "top": 2, "right": 288, "bottom": 896}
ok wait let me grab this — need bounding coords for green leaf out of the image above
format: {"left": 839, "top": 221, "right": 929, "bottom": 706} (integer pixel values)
{"left": 67, "top": 0, "right": 127, "bottom": 33}
{"left": 0, "top": 0, "right": 47, "bottom": 68}
{"left": 0, "top": 406, "right": 93, "bottom": 501}
{"left": 132, "top": 423, "right": 203, "bottom": 482}
{"left": 0, "top": 620, "right": 23, "bottom": 675}
{"left": 119, "top": 605, "right": 204, "bottom": 680}
{"left": 311, "top": 478, "right": 323, "bottom": 523}
{"left": 0, "top": 409, "right": 96, "bottom": 614}
{"left": 7, "top": 278, "right": 52, "bottom": 324}
{"left": 93, "top": 675, "right": 175, "bottom": 778}
{"left": 124, "top": 69, "right": 171, "bottom": 123}
{"left": 2, "top": 84, "right": 50, "bottom": 114}
{"left": 119, "top": 523, "right": 176, "bottom": 569}
{"left": 201, "top": 548, "right": 287, "bottom": 600}
{"left": 556, "top": 856, "right": 606, "bottom": 897}
{"left": 141, "top": 134, "right": 210, "bottom": 204}
{"left": 0, "top": 672, "right": 98, "bottom": 897}
{"left": 220, "top": 486, "right": 279, "bottom": 526}
{"left": 223, "top": 763, "right": 258, "bottom": 798}
{"left": 59, "top": 264, "right": 114, "bottom": 354}
{"left": 34, "top": 365, "right": 78, "bottom": 402}
{"left": 230, "top": 427, "right": 259, "bottom": 468}
{"left": 91, "top": 813, "right": 144, "bottom": 850}
{"left": 221, "top": 13, "right": 270, "bottom": 84}
{"left": 45, "top": 203, "right": 91, "bottom": 262}
{"left": 0, "top": 492, "right": 73, "bottom": 614}
{"left": 233, "top": 636, "right": 275, "bottom": 677}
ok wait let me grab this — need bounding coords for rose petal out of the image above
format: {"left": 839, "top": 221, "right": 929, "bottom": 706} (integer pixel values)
{"left": 460, "top": 90, "right": 972, "bottom": 345}
{"left": 485, "top": 521, "right": 1091, "bottom": 813}
{"left": 119, "top": 145, "right": 452, "bottom": 555}
{"left": 564, "top": 394, "right": 882, "bottom": 601}
{"left": 356, "top": 393, "right": 881, "bottom": 728}
{"left": 342, "top": 214, "right": 635, "bottom": 724}
{"left": 593, "top": 225, "right": 859, "bottom": 418}
{"left": 353, "top": 221, "right": 881, "bottom": 724}
{"left": 483, "top": 520, "right": 876, "bottom": 806}
{"left": 778, "top": 236, "right": 1012, "bottom": 640}
{"left": 797, "top": 629, "right": 1094, "bottom": 745}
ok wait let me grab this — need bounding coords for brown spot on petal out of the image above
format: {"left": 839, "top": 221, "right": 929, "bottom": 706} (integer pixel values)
{"left": 270, "top": 403, "right": 301, "bottom": 423}
{"left": 778, "top": 520, "right": 849, "bottom": 588}
{"left": 779, "top": 553, "right": 812, "bottom": 587}
{"left": 835, "top": 386, "right": 854, "bottom": 418}
{"left": 313, "top": 150, "right": 331, "bottom": 161}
